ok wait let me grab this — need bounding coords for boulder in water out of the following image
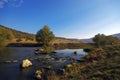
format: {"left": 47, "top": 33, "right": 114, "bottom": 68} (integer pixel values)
{"left": 13, "top": 60, "right": 18, "bottom": 63}
{"left": 35, "top": 48, "right": 44, "bottom": 54}
{"left": 21, "top": 59, "right": 32, "bottom": 68}
{"left": 35, "top": 70, "right": 42, "bottom": 80}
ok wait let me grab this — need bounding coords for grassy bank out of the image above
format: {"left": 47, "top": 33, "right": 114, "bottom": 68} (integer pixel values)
{"left": 58, "top": 45, "right": 120, "bottom": 80}
{"left": 35, "top": 43, "right": 120, "bottom": 80}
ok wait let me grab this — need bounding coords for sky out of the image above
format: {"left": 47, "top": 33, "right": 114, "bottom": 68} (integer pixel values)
{"left": 0, "top": 0, "right": 120, "bottom": 39}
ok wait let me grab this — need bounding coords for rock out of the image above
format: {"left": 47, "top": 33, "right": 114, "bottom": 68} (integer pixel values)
{"left": 71, "top": 58, "right": 76, "bottom": 63}
{"left": 66, "top": 64, "right": 73, "bottom": 68}
{"left": 35, "top": 48, "right": 44, "bottom": 54}
{"left": 21, "top": 59, "right": 32, "bottom": 68}
{"left": 35, "top": 70, "right": 42, "bottom": 80}
{"left": 12, "top": 60, "right": 18, "bottom": 63}
{"left": 60, "top": 68, "right": 65, "bottom": 73}
{"left": 44, "top": 66, "right": 52, "bottom": 70}
{"left": 57, "top": 59, "right": 63, "bottom": 62}
{"left": 5, "top": 60, "right": 12, "bottom": 63}
{"left": 52, "top": 51, "right": 57, "bottom": 53}
{"left": 36, "top": 74, "right": 41, "bottom": 80}
{"left": 74, "top": 51, "right": 77, "bottom": 55}
{"left": 36, "top": 70, "right": 42, "bottom": 74}
{"left": 44, "top": 55, "right": 51, "bottom": 59}
{"left": 51, "top": 58, "right": 54, "bottom": 60}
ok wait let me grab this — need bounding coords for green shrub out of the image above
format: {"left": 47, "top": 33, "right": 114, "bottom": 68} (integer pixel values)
{"left": 0, "top": 26, "right": 14, "bottom": 47}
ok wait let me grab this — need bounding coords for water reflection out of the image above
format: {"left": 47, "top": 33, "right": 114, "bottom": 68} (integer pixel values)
{"left": 55, "top": 49, "right": 87, "bottom": 60}
{"left": 0, "top": 48, "right": 13, "bottom": 57}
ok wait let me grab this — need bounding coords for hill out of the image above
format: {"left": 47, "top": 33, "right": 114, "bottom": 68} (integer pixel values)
{"left": 112, "top": 33, "right": 120, "bottom": 39}
{"left": 0, "top": 25, "right": 82, "bottom": 44}
{"left": 0, "top": 25, "right": 35, "bottom": 43}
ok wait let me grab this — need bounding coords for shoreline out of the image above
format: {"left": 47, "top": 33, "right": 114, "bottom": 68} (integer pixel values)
{"left": 6, "top": 43, "right": 93, "bottom": 49}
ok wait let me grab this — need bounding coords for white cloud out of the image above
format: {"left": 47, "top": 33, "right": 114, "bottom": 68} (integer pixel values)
{"left": 8, "top": 0, "right": 24, "bottom": 7}
{"left": 0, "top": 0, "right": 24, "bottom": 8}
{"left": 0, "top": 0, "right": 8, "bottom": 8}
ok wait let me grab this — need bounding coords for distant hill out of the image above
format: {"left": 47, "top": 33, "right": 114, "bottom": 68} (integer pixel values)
{"left": 80, "top": 33, "right": 120, "bottom": 43}
{"left": 111, "top": 33, "right": 120, "bottom": 39}
{"left": 0, "top": 25, "right": 82, "bottom": 44}
{"left": 80, "top": 38, "right": 93, "bottom": 43}
{"left": 53, "top": 37, "right": 82, "bottom": 44}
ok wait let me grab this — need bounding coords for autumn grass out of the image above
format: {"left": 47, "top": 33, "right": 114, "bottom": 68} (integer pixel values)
{"left": 58, "top": 44, "right": 120, "bottom": 80}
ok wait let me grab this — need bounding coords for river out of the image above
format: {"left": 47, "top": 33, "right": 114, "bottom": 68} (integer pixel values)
{"left": 0, "top": 47, "right": 87, "bottom": 80}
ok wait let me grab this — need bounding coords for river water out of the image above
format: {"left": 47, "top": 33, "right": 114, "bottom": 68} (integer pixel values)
{"left": 0, "top": 47, "right": 87, "bottom": 80}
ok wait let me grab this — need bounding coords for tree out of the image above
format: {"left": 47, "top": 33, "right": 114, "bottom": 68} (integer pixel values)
{"left": 93, "top": 34, "right": 106, "bottom": 47}
{"left": 106, "top": 36, "right": 120, "bottom": 45}
{"left": 0, "top": 26, "right": 14, "bottom": 47}
{"left": 36, "top": 25, "right": 55, "bottom": 53}
{"left": 93, "top": 34, "right": 120, "bottom": 47}
{"left": 16, "top": 38, "right": 22, "bottom": 42}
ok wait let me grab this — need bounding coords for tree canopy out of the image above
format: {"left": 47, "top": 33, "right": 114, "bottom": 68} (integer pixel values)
{"left": 93, "top": 33, "right": 120, "bottom": 47}
{"left": 36, "top": 25, "right": 55, "bottom": 53}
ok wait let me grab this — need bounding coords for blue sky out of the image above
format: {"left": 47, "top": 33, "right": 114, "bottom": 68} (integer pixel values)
{"left": 0, "top": 0, "right": 120, "bottom": 39}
